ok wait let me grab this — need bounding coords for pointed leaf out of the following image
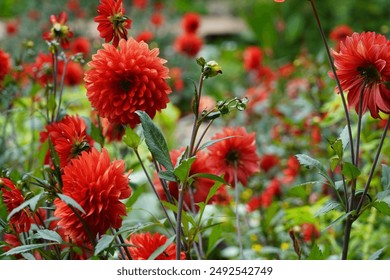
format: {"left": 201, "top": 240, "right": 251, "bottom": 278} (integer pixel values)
{"left": 2, "top": 243, "right": 56, "bottom": 256}
{"left": 381, "top": 164, "right": 390, "bottom": 190}
{"left": 190, "top": 173, "right": 230, "bottom": 186}
{"left": 123, "top": 126, "right": 141, "bottom": 149}
{"left": 57, "top": 193, "right": 86, "bottom": 215}
{"left": 296, "top": 154, "right": 334, "bottom": 187}
{"left": 158, "top": 170, "right": 177, "bottom": 182}
{"left": 373, "top": 201, "right": 390, "bottom": 216}
{"left": 174, "top": 157, "right": 196, "bottom": 183}
{"left": 148, "top": 235, "right": 176, "bottom": 260}
{"left": 8, "top": 192, "right": 44, "bottom": 221}
{"left": 315, "top": 201, "right": 342, "bottom": 217}
{"left": 94, "top": 234, "right": 115, "bottom": 255}
{"left": 369, "top": 246, "right": 388, "bottom": 260}
{"left": 198, "top": 136, "right": 236, "bottom": 151}
{"left": 34, "top": 229, "right": 63, "bottom": 244}
{"left": 342, "top": 162, "right": 361, "bottom": 180}
{"left": 307, "top": 243, "right": 325, "bottom": 260}
{"left": 135, "top": 111, "right": 173, "bottom": 171}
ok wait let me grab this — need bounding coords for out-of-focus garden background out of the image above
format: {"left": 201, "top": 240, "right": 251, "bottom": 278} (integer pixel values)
{"left": 1, "top": 0, "right": 390, "bottom": 260}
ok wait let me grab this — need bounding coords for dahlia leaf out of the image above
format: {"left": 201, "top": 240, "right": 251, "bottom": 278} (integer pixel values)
{"left": 34, "top": 229, "right": 63, "bottom": 244}
{"left": 315, "top": 201, "right": 342, "bottom": 217}
{"left": 94, "top": 234, "right": 115, "bottom": 256}
{"left": 57, "top": 193, "right": 86, "bottom": 215}
{"left": 1, "top": 243, "right": 56, "bottom": 256}
{"left": 174, "top": 157, "right": 196, "bottom": 184}
{"left": 322, "top": 210, "right": 356, "bottom": 233}
{"left": 369, "top": 246, "right": 388, "bottom": 260}
{"left": 7, "top": 192, "right": 44, "bottom": 221}
{"left": 372, "top": 201, "right": 390, "bottom": 216}
{"left": 136, "top": 111, "right": 173, "bottom": 171}
{"left": 296, "top": 154, "right": 334, "bottom": 187}
{"left": 381, "top": 164, "right": 390, "bottom": 190}
{"left": 158, "top": 170, "right": 177, "bottom": 182}
{"left": 190, "top": 173, "right": 230, "bottom": 186}
{"left": 197, "top": 136, "right": 236, "bottom": 152}
{"left": 307, "top": 243, "right": 325, "bottom": 260}
{"left": 342, "top": 162, "right": 361, "bottom": 180}
{"left": 148, "top": 235, "right": 176, "bottom": 260}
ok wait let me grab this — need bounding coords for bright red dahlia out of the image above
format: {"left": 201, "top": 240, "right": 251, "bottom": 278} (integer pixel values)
{"left": 301, "top": 223, "right": 320, "bottom": 242}
{"left": 128, "top": 232, "right": 185, "bottom": 260}
{"left": 84, "top": 38, "right": 171, "bottom": 127}
{"left": 330, "top": 32, "right": 390, "bottom": 118}
{"left": 54, "top": 148, "right": 131, "bottom": 244}
{"left": 0, "top": 48, "right": 11, "bottom": 83}
{"left": 208, "top": 127, "right": 260, "bottom": 187}
{"left": 42, "top": 11, "right": 73, "bottom": 49}
{"left": 243, "top": 46, "right": 263, "bottom": 72}
{"left": 40, "top": 115, "right": 94, "bottom": 169}
{"left": 0, "top": 178, "right": 32, "bottom": 233}
{"left": 330, "top": 25, "right": 353, "bottom": 51}
{"left": 174, "top": 33, "right": 203, "bottom": 57}
{"left": 181, "top": 12, "right": 201, "bottom": 34}
{"left": 94, "top": 0, "right": 132, "bottom": 47}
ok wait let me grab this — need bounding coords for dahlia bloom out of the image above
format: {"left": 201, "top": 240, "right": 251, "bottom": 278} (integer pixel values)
{"left": 94, "top": 0, "right": 132, "bottom": 47}
{"left": 0, "top": 178, "right": 31, "bottom": 233}
{"left": 70, "top": 37, "right": 91, "bottom": 58}
{"left": 42, "top": 11, "right": 73, "bottom": 49}
{"left": 181, "top": 12, "right": 201, "bottom": 34}
{"left": 40, "top": 115, "right": 94, "bottom": 169}
{"left": 54, "top": 148, "right": 131, "bottom": 244}
{"left": 154, "top": 148, "right": 229, "bottom": 209}
{"left": 259, "top": 154, "right": 280, "bottom": 173}
{"left": 174, "top": 33, "right": 203, "bottom": 57}
{"left": 243, "top": 46, "right": 263, "bottom": 72}
{"left": 281, "top": 155, "right": 301, "bottom": 184}
{"left": 135, "top": 30, "right": 154, "bottom": 43}
{"left": 0, "top": 49, "right": 11, "bottom": 83}
{"left": 330, "top": 25, "right": 353, "bottom": 51}
{"left": 84, "top": 38, "right": 171, "bottom": 127}
{"left": 246, "top": 179, "right": 281, "bottom": 211}
{"left": 208, "top": 127, "right": 260, "bottom": 187}
{"left": 301, "top": 223, "right": 320, "bottom": 242}
{"left": 128, "top": 232, "right": 185, "bottom": 260}
{"left": 330, "top": 32, "right": 390, "bottom": 118}
{"left": 150, "top": 12, "right": 164, "bottom": 27}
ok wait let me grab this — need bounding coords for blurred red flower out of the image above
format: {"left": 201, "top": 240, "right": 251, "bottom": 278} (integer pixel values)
{"left": 243, "top": 46, "right": 263, "bottom": 72}
{"left": 133, "top": 0, "right": 148, "bottom": 9}
{"left": 128, "top": 232, "right": 185, "bottom": 260}
{"left": 64, "top": 61, "right": 84, "bottom": 86}
{"left": 84, "top": 38, "right": 171, "bottom": 127}
{"left": 247, "top": 179, "right": 281, "bottom": 211}
{"left": 94, "top": 0, "right": 132, "bottom": 47}
{"left": 54, "top": 148, "right": 131, "bottom": 244}
{"left": 174, "top": 33, "right": 203, "bottom": 57}
{"left": 208, "top": 127, "right": 260, "bottom": 187}
{"left": 40, "top": 115, "right": 94, "bottom": 169}
{"left": 42, "top": 12, "right": 73, "bottom": 49}
{"left": 135, "top": 30, "right": 154, "bottom": 43}
{"left": 330, "top": 32, "right": 390, "bottom": 118}
{"left": 330, "top": 25, "right": 353, "bottom": 51}
{"left": 150, "top": 12, "right": 164, "bottom": 27}
{"left": 282, "top": 155, "right": 300, "bottom": 184}
{"left": 182, "top": 12, "right": 201, "bottom": 34}
{"left": 301, "top": 223, "right": 320, "bottom": 242}
{"left": 0, "top": 178, "right": 32, "bottom": 233}
{"left": 70, "top": 37, "right": 91, "bottom": 58}
{"left": 0, "top": 49, "right": 11, "bottom": 84}
{"left": 6, "top": 20, "right": 19, "bottom": 36}
{"left": 259, "top": 154, "right": 280, "bottom": 173}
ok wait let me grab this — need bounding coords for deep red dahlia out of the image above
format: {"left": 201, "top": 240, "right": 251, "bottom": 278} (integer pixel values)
{"left": 150, "top": 12, "right": 164, "bottom": 27}
{"left": 243, "top": 46, "right": 263, "bottom": 72}
{"left": 63, "top": 61, "right": 84, "bottom": 86}
{"left": 133, "top": 0, "right": 148, "bottom": 9}
{"left": 301, "top": 223, "right": 320, "bottom": 242}
{"left": 42, "top": 11, "right": 73, "bottom": 49}
{"left": 135, "top": 30, "right": 154, "bottom": 43}
{"left": 330, "top": 32, "right": 390, "bottom": 118}
{"left": 84, "top": 38, "right": 171, "bottom": 127}
{"left": 330, "top": 25, "right": 353, "bottom": 43}
{"left": 54, "top": 148, "right": 131, "bottom": 244}
{"left": 0, "top": 49, "right": 11, "bottom": 83}
{"left": 181, "top": 12, "right": 201, "bottom": 34}
{"left": 40, "top": 115, "right": 94, "bottom": 169}
{"left": 259, "top": 154, "right": 280, "bottom": 173}
{"left": 128, "top": 232, "right": 185, "bottom": 260}
{"left": 94, "top": 0, "right": 132, "bottom": 47}
{"left": 208, "top": 127, "right": 260, "bottom": 187}
{"left": 281, "top": 155, "right": 300, "bottom": 184}
{"left": 174, "top": 33, "right": 203, "bottom": 57}
{"left": 70, "top": 37, "right": 91, "bottom": 58}
{"left": 0, "top": 178, "right": 32, "bottom": 233}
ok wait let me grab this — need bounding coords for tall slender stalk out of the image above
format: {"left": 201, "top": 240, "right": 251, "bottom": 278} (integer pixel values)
{"left": 234, "top": 161, "right": 244, "bottom": 259}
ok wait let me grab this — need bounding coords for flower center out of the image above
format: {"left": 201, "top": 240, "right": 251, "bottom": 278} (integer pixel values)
{"left": 226, "top": 150, "right": 240, "bottom": 165}
{"left": 357, "top": 64, "right": 381, "bottom": 84}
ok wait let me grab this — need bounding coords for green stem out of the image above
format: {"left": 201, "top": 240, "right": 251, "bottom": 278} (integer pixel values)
{"left": 309, "top": 0, "right": 355, "bottom": 165}
{"left": 234, "top": 161, "right": 244, "bottom": 259}
{"left": 55, "top": 57, "right": 69, "bottom": 122}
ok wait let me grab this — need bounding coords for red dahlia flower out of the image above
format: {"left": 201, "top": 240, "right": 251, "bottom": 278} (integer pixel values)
{"left": 94, "top": 0, "right": 132, "bottom": 47}
{"left": 40, "top": 115, "right": 94, "bottom": 169}
{"left": 182, "top": 12, "right": 201, "bottom": 34}
{"left": 84, "top": 38, "right": 171, "bottom": 127}
{"left": 174, "top": 33, "right": 203, "bottom": 57}
{"left": 330, "top": 32, "right": 390, "bottom": 118}
{"left": 0, "top": 49, "right": 11, "bottom": 83}
{"left": 259, "top": 154, "right": 280, "bottom": 173}
{"left": 0, "top": 178, "right": 32, "bottom": 233}
{"left": 42, "top": 11, "right": 73, "bottom": 49}
{"left": 243, "top": 46, "right": 263, "bottom": 72}
{"left": 54, "top": 148, "right": 131, "bottom": 244}
{"left": 208, "top": 127, "right": 260, "bottom": 187}
{"left": 301, "top": 223, "right": 320, "bottom": 242}
{"left": 128, "top": 232, "right": 185, "bottom": 260}
{"left": 329, "top": 25, "right": 353, "bottom": 51}
{"left": 70, "top": 37, "right": 91, "bottom": 58}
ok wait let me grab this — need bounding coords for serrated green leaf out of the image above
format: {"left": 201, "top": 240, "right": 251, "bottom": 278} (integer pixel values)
{"left": 373, "top": 201, "right": 390, "bottom": 216}
{"left": 174, "top": 157, "right": 196, "bottom": 184}
{"left": 342, "top": 162, "right": 361, "bottom": 180}
{"left": 197, "top": 136, "right": 236, "bottom": 151}
{"left": 148, "top": 235, "right": 176, "bottom": 260}
{"left": 136, "top": 111, "right": 173, "bottom": 171}
{"left": 322, "top": 211, "right": 356, "bottom": 232}
{"left": 330, "top": 158, "right": 339, "bottom": 172}
{"left": 57, "top": 193, "right": 86, "bottom": 215}
{"left": 296, "top": 154, "right": 334, "bottom": 187}
{"left": 158, "top": 170, "right": 177, "bottom": 182}
{"left": 189, "top": 173, "right": 230, "bottom": 186}
{"left": 339, "top": 125, "right": 350, "bottom": 151}
{"left": 315, "top": 201, "right": 342, "bottom": 217}
{"left": 94, "top": 235, "right": 115, "bottom": 255}
{"left": 7, "top": 192, "right": 44, "bottom": 221}
{"left": 34, "top": 229, "right": 63, "bottom": 244}
{"left": 123, "top": 126, "right": 141, "bottom": 149}
{"left": 307, "top": 243, "right": 325, "bottom": 260}
{"left": 369, "top": 246, "right": 388, "bottom": 260}
{"left": 381, "top": 164, "right": 390, "bottom": 190}
{"left": 2, "top": 243, "right": 56, "bottom": 256}
{"left": 206, "top": 223, "right": 223, "bottom": 256}
{"left": 331, "top": 139, "right": 343, "bottom": 159}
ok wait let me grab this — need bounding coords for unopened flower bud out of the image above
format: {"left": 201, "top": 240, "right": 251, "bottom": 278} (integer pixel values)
{"left": 203, "top": 60, "right": 222, "bottom": 79}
